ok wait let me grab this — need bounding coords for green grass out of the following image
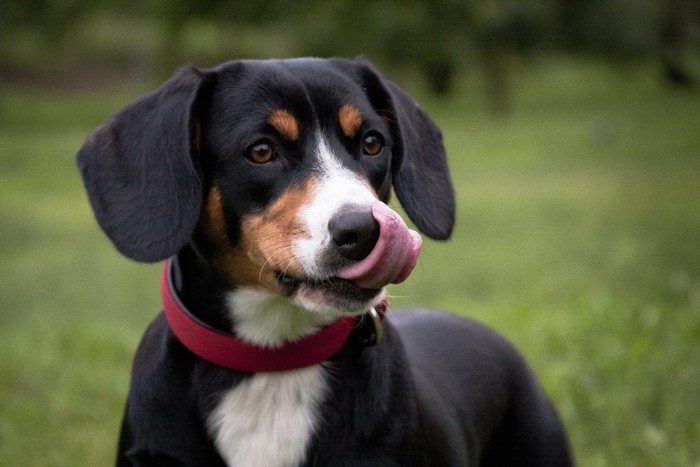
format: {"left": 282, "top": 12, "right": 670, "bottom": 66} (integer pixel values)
{"left": 1, "top": 59, "right": 699, "bottom": 466}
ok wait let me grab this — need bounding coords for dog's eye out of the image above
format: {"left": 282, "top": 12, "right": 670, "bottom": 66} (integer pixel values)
{"left": 362, "top": 133, "right": 384, "bottom": 156}
{"left": 246, "top": 142, "right": 276, "bottom": 164}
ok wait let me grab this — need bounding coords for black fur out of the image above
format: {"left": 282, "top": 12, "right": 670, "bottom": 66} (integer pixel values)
{"left": 77, "top": 68, "right": 207, "bottom": 262}
{"left": 77, "top": 57, "right": 572, "bottom": 466}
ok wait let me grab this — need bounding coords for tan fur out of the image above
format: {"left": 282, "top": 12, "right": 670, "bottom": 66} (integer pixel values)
{"left": 201, "top": 183, "right": 316, "bottom": 292}
{"left": 268, "top": 110, "right": 300, "bottom": 141}
{"left": 338, "top": 105, "right": 363, "bottom": 138}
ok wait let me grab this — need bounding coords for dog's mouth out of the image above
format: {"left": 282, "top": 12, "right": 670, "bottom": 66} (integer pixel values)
{"left": 276, "top": 271, "right": 381, "bottom": 305}
{"left": 269, "top": 201, "right": 423, "bottom": 312}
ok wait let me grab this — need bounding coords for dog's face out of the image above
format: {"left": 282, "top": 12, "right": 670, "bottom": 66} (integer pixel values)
{"left": 198, "top": 60, "right": 400, "bottom": 314}
{"left": 78, "top": 58, "right": 454, "bottom": 323}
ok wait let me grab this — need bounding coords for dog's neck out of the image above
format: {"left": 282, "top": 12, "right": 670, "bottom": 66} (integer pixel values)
{"left": 171, "top": 247, "right": 234, "bottom": 332}
{"left": 173, "top": 247, "right": 340, "bottom": 348}
{"left": 225, "top": 288, "right": 338, "bottom": 348}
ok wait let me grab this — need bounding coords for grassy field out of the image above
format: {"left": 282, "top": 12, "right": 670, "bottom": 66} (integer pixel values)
{"left": 1, "top": 59, "right": 699, "bottom": 466}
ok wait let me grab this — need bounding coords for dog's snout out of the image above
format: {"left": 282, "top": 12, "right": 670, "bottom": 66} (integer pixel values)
{"left": 329, "top": 205, "right": 380, "bottom": 261}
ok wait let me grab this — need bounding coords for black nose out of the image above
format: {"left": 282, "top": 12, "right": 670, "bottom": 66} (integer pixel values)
{"left": 329, "top": 205, "right": 380, "bottom": 261}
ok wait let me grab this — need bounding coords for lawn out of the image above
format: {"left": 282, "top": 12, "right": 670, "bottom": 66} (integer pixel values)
{"left": 1, "top": 59, "right": 699, "bottom": 466}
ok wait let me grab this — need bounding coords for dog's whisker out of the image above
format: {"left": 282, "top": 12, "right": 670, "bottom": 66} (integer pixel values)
{"left": 258, "top": 244, "right": 296, "bottom": 281}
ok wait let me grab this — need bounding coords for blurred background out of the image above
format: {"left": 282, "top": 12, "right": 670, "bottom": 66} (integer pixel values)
{"left": 1, "top": 1, "right": 699, "bottom": 465}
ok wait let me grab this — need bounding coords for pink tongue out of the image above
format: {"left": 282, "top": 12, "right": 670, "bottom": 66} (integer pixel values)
{"left": 338, "top": 201, "right": 422, "bottom": 290}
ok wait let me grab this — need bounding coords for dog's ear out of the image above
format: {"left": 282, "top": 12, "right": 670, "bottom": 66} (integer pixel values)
{"left": 77, "top": 67, "right": 207, "bottom": 262}
{"left": 382, "top": 79, "right": 455, "bottom": 240}
{"left": 333, "top": 58, "right": 455, "bottom": 240}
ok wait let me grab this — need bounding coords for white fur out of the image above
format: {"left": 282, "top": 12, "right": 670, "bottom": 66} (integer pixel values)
{"left": 226, "top": 287, "right": 337, "bottom": 348}
{"left": 295, "top": 135, "right": 377, "bottom": 278}
{"left": 208, "top": 365, "right": 328, "bottom": 467}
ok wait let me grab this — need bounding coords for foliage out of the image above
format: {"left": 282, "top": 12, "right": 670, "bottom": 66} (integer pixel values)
{"left": 3, "top": 0, "right": 699, "bottom": 95}
{"left": 1, "top": 58, "right": 699, "bottom": 466}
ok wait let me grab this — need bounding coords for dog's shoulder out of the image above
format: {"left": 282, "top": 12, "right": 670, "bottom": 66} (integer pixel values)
{"left": 390, "top": 308, "right": 521, "bottom": 363}
{"left": 390, "top": 308, "right": 571, "bottom": 466}
{"left": 390, "top": 307, "right": 544, "bottom": 404}
{"left": 129, "top": 313, "right": 245, "bottom": 401}
{"left": 120, "top": 314, "right": 242, "bottom": 466}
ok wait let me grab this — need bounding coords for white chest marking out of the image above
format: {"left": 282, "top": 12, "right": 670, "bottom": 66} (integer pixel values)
{"left": 226, "top": 288, "right": 337, "bottom": 348}
{"left": 208, "top": 366, "right": 328, "bottom": 467}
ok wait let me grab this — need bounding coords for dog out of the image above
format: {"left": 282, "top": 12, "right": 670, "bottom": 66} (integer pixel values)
{"left": 77, "top": 57, "right": 572, "bottom": 466}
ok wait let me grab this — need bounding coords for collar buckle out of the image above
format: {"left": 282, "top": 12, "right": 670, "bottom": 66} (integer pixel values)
{"left": 369, "top": 306, "right": 384, "bottom": 344}
{"left": 352, "top": 303, "right": 388, "bottom": 347}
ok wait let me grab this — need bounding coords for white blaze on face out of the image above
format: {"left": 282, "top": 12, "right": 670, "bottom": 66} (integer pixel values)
{"left": 294, "top": 135, "right": 377, "bottom": 279}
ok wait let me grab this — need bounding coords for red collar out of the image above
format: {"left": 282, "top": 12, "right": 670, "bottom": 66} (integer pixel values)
{"left": 161, "top": 260, "right": 386, "bottom": 373}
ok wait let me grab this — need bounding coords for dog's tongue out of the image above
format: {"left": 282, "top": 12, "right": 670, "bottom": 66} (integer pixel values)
{"left": 338, "top": 201, "right": 422, "bottom": 290}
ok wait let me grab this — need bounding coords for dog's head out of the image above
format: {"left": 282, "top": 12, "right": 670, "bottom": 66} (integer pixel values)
{"left": 78, "top": 58, "right": 454, "bottom": 320}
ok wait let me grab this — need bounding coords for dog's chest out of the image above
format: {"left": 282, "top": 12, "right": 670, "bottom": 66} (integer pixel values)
{"left": 208, "top": 365, "right": 327, "bottom": 467}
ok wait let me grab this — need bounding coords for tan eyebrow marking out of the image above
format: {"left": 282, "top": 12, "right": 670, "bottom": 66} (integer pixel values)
{"left": 339, "top": 104, "right": 363, "bottom": 138}
{"left": 268, "top": 109, "right": 300, "bottom": 141}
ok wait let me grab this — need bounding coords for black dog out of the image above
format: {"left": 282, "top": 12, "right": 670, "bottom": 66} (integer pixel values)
{"left": 77, "top": 57, "right": 572, "bottom": 466}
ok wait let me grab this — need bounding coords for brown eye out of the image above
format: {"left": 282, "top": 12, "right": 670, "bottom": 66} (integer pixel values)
{"left": 246, "top": 141, "right": 275, "bottom": 164}
{"left": 362, "top": 133, "right": 384, "bottom": 156}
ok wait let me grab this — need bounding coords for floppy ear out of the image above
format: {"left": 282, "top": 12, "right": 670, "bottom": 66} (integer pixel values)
{"left": 332, "top": 58, "right": 455, "bottom": 240}
{"left": 77, "top": 67, "right": 207, "bottom": 262}
{"left": 383, "top": 80, "right": 455, "bottom": 240}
